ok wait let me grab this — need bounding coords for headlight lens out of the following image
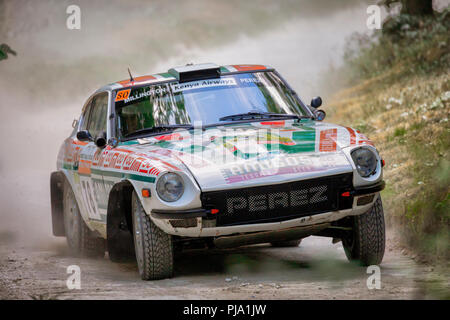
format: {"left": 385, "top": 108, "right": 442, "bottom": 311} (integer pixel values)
{"left": 351, "top": 148, "right": 378, "bottom": 177}
{"left": 156, "top": 172, "right": 184, "bottom": 202}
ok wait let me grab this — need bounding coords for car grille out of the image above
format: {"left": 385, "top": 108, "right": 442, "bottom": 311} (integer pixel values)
{"left": 201, "top": 173, "right": 353, "bottom": 227}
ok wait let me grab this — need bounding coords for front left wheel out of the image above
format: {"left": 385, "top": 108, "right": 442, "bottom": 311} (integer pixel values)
{"left": 132, "top": 191, "right": 174, "bottom": 280}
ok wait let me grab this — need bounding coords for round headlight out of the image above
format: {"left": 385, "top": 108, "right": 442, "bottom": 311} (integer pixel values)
{"left": 156, "top": 172, "right": 184, "bottom": 202}
{"left": 351, "top": 148, "right": 378, "bottom": 177}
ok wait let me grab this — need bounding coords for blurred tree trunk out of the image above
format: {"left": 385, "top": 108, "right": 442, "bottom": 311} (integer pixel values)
{"left": 382, "top": 0, "right": 434, "bottom": 15}
{"left": 401, "top": 0, "right": 434, "bottom": 15}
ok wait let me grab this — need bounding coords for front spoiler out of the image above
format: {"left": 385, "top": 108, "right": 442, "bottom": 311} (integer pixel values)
{"left": 150, "top": 191, "right": 381, "bottom": 238}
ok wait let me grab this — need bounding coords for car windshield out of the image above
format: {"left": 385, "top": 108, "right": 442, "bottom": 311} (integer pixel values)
{"left": 114, "top": 71, "right": 309, "bottom": 138}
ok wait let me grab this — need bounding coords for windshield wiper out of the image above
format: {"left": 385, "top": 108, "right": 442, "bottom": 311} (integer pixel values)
{"left": 219, "top": 112, "right": 310, "bottom": 122}
{"left": 123, "top": 124, "right": 194, "bottom": 138}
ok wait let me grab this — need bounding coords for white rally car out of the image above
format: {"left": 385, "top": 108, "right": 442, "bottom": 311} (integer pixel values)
{"left": 51, "top": 63, "right": 386, "bottom": 280}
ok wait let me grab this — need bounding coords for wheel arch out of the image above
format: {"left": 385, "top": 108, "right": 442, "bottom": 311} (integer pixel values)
{"left": 106, "top": 179, "right": 136, "bottom": 261}
{"left": 51, "top": 168, "right": 93, "bottom": 235}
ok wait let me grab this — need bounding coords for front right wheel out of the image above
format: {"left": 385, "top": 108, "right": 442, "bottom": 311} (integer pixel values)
{"left": 342, "top": 196, "right": 385, "bottom": 266}
{"left": 131, "top": 191, "right": 174, "bottom": 280}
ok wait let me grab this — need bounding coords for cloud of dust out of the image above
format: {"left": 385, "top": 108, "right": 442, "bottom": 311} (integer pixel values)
{"left": 0, "top": 0, "right": 371, "bottom": 247}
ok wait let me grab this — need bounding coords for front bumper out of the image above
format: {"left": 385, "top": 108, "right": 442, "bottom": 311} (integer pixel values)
{"left": 149, "top": 180, "right": 384, "bottom": 237}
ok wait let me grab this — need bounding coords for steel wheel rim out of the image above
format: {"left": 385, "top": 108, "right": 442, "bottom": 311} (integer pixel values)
{"left": 133, "top": 198, "right": 144, "bottom": 273}
{"left": 65, "top": 190, "right": 79, "bottom": 246}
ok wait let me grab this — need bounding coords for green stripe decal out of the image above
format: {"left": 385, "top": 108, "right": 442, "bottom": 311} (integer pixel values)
{"left": 91, "top": 168, "right": 156, "bottom": 183}
{"left": 118, "top": 140, "right": 139, "bottom": 146}
{"left": 62, "top": 163, "right": 78, "bottom": 171}
{"left": 159, "top": 72, "right": 174, "bottom": 79}
{"left": 289, "top": 129, "right": 316, "bottom": 153}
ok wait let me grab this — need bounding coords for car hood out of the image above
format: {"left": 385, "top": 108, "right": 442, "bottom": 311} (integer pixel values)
{"left": 125, "top": 120, "right": 373, "bottom": 191}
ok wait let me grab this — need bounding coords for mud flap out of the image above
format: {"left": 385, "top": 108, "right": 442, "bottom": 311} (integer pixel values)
{"left": 50, "top": 171, "right": 65, "bottom": 236}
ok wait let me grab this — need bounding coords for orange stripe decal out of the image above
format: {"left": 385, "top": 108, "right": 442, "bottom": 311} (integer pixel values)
{"left": 72, "top": 140, "right": 88, "bottom": 146}
{"left": 260, "top": 121, "right": 285, "bottom": 126}
{"left": 319, "top": 129, "right": 337, "bottom": 152}
{"left": 117, "top": 75, "right": 157, "bottom": 87}
{"left": 232, "top": 64, "right": 267, "bottom": 72}
{"left": 346, "top": 127, "right": 356, "bottom": 145}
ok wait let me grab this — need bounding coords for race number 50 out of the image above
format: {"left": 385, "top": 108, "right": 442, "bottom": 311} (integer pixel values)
{"left": 115, "top": 89, "right": 131, "bottom": 102}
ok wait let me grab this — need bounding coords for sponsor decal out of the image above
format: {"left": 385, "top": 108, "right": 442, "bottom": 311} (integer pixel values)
{"left": 171, "top": 78, "right": 237, "bottom": 93}
{"left": 123, "top": 87, "right": 167, "bottom": 104}
{"left": 226, "top": 185, "right": 328, "bottom": 214}
{"left": 239, "top": 77, "right": 262, "bottom": 84}
{"left": 223, "top": 165, "right": 326, "bottom": 184}
{"left": 221, "top": 153, "right": 348, "bottom": 184}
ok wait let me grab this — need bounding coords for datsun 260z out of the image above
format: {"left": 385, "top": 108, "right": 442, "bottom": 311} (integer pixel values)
{"left": 51, "top": 63, "right": 386, "bottom": 280}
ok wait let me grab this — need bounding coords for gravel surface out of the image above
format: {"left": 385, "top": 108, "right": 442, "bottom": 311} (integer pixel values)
{"left": 0, "top": 231, "right": 437, "bottom": 300}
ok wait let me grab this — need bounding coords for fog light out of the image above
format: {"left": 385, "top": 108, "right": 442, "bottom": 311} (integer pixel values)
{"left": 357, "top": 195, "right": 375, "bottom": 206}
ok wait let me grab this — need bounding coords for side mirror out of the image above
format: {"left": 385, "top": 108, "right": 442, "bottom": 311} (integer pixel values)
{"left": 315, "top": 109, "right": 326, "bottom": 121}
{"left": 310, "top": 96, "right": 322, "bottom": 108}
{"left": 77, "top": 130, "right": 93, "bottom": 142}
{"left": 95, "top": 131, "right": 107, "bottom": 149}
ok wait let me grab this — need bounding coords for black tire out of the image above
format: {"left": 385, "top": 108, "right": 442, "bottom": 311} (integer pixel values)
{"left": 131, "top": 191, "right": 174, "bottom": 280}
{"left": 63, "top": 182, "right": 105, "bottom": 258}
{"left": 80, "top": 220, "right": 106, "bottom": 258}
{"left": 342, "top": 196, "right": 385, "bottom": 266}
{"left": 270, "top": 239, "right": 302, "bottom": 247}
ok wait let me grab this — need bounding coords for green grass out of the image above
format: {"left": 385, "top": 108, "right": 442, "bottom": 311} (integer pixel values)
{"left": 328, "top": 9, "right": 450, "bottom": 265}
{"left": 394, "top": 127, "right": 406, "bottom": 137}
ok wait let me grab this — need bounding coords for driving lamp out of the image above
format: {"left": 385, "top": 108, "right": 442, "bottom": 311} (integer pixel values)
{"left": 351, "top": 148, "right": 378, "bottom": 177}
{"left": 156, "top": 172, "right": 185, "bottom": 202}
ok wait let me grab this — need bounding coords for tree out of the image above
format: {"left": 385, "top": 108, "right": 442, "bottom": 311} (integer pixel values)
{"left": 0, "top": 44, "right": 17, "bottom": 61}
{"left": 381, "top": 0, "right": 434, "bottom": 16}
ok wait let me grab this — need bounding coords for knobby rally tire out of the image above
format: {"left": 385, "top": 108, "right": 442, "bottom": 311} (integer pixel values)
{"left": 63, "top": 183, "right": 82, "bottom": 255}
{"left": 270, "top": 239, "right": 302, "bottom": 247}
{"left": 80, "top": 221, "right": 106, "bottom": 258}
{"left": 63, "top": 182, "right": 105, "bottom": 258}
{"left": 132, "top": 191, "right": 174, "bottom": 280}
{"left": 343, "top": 197, "right": 385, "bottom": 266}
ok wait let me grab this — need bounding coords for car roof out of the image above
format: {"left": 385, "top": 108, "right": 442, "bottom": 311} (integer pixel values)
{"left": 95, "top": 64, "right": 274, "bottom": 93}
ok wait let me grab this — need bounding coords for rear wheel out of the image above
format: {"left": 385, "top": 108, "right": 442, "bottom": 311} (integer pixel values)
{"left": 63, "top": 182, "right": 105, "bottom": 258}
{"left": 132, "top": 191, "right": 174, "bottom": 280}
{"left": 342, "top": 196, "right": 385, "bottom": 266}
{"left": 270, "top": 239, "right": 302, "bottom": 247}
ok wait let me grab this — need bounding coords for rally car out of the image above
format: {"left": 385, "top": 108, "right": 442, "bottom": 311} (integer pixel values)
{"left": 50, "top": 63, "right": 386, "bottom": 280}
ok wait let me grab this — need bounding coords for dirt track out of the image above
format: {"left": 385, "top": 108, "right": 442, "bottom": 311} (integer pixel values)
{"left": 0, "top": 230, "right": 439, "bottom": 300}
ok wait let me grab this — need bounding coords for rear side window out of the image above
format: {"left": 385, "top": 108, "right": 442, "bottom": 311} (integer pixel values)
{"left": 86, "top": 93, "right": 108, "bottom": 138}
{"left": 80, "top": 100, "right": 93, "bottom": 132}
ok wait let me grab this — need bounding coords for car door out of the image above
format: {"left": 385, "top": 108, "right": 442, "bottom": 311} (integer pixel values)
{"left": 77, "top": 92, "right": 109, "bottom": 223}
